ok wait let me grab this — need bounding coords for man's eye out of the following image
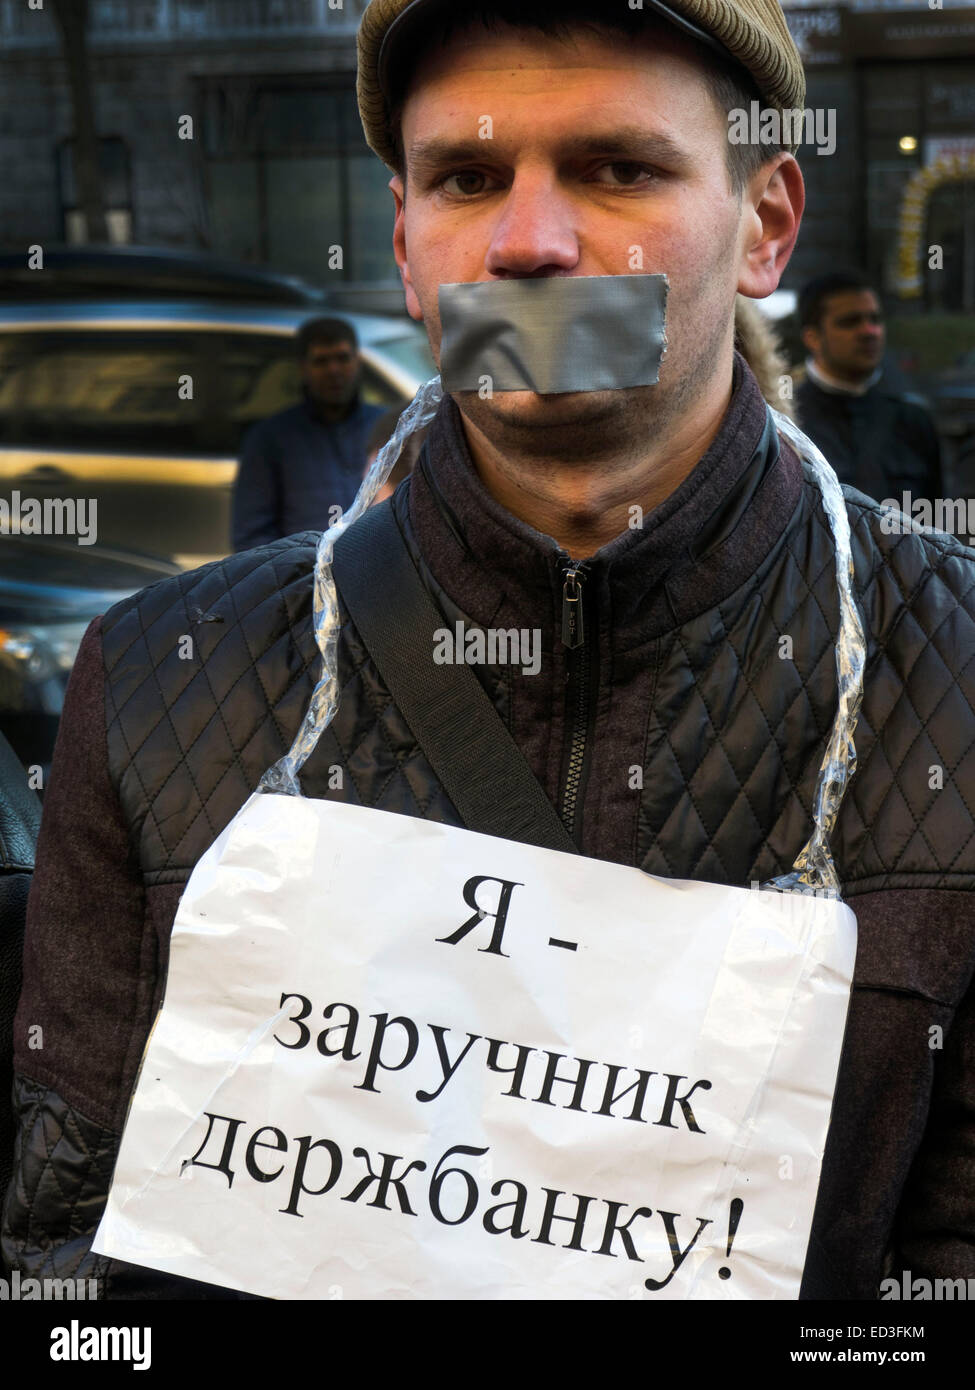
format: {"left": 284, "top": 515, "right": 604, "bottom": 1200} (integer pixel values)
{"left": 591, "top": 163, "right": 657, "bottom": 187}
{"left": 440, "top": 170, "right": 498, "bottom": 196}
{"left": 437, "top": 163, "right": 657, "bottom": 196}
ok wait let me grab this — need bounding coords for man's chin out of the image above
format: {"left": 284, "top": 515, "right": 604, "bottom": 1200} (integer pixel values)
{"left": 452, "top": 386, "right": 633, "bottom": 431}
{"left": 853, "top": 349, "right": 883, "bottom": 369}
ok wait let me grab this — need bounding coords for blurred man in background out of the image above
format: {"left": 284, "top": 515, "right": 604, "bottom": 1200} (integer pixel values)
{"left": 231, "top": 316, "right": 384, "bottom": 550}
{"left": 796, "top": 271, "right": 943, "bottom": 506}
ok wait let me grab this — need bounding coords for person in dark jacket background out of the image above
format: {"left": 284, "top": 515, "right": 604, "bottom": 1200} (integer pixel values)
{"left": 796, "top": 271, "right": 943, "bottom": 507}
{"left": 231, "top": 316, "right": 385, "bottom": 551}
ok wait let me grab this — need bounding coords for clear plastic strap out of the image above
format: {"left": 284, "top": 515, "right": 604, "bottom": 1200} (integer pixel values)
{"left": 260, "top": 384, "right": 867, "bottom": 902}
{"left": 761, "top": 410, "right": 867, "bottom": 898}
{"left": 258, "top": 374, "right": 445, "bottom": 796}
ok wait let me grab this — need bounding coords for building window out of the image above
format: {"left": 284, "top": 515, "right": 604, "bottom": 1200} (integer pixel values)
{"left": 57, "top": 136, "right": 133, "bottom": 243}
{"left": 926, "top": 178, "right": 975, "bottom": 314}
{"left": 201, "top": 76, "right": 397, "bottom": 285}
{"left": 862, "top": 60, "right": 975, "bottom": 311}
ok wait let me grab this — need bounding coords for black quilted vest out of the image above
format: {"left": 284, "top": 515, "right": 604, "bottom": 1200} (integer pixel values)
{"left": 100, "top": 460, "right": 975, "bottom": 899}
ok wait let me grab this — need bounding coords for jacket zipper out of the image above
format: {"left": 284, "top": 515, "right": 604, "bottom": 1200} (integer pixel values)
{"left": 560, "top": 565, "right": 595, "bottom": 840}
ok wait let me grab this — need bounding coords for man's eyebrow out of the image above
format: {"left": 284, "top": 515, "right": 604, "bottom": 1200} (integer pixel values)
{"left": 407, "top": 128, "right": 694, "bottom": 181}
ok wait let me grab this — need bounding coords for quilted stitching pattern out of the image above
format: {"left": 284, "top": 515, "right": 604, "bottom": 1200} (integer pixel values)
{"left": 638, "top": 482, "right": 840, "bottom": 884}
{"left": 637, "top": 477, "right": 975, "bottom": 891}
{"left": 320, "top": 611, "right": 464, "bottom": 826}
{"left": 100, "top": 479, "right": 975, "bottom": 897}
{"left": 2, "top": 1076, "right": 235, "bottom": 1296}
{"left": 1, "top": 1076, "right": 117, "bottom": 1283}
{"left": 842, "top": 500, "right": 975, "bottom": 886}
{"left": 101, "top": 531, "right": 462, "bottom": 877}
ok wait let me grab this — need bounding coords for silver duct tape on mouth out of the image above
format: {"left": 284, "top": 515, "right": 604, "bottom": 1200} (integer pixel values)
{"left": 438, "top": 273, "right": 669, "bottom": 395}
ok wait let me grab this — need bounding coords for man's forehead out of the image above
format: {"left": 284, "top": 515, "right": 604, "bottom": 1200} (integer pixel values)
{"left": 307, "top": 342, "right": 355, "bottom": 357}
{"left": 400, "top": 17, "right": 714, "bottom": 111}
{"left": 824, "top": 291, "right": 882, "bottom": 319}
{"left": 399, "top": 19, "right": 720, "bottom": 161}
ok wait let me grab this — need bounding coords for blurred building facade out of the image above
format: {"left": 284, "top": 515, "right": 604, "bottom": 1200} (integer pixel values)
{"left": 0, "top": 0, "right": 392, "bottom": 284}
{"left": 785, "top": 0, "right": 975, "bottom": 313}
{"left": 0, "top": 0, "right": 972, "bottom": 309}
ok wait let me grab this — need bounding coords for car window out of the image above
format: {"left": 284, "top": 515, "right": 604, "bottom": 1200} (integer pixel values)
{"left": 358, "top": 361, "right": 405, "bottom": 410}
{"left": 218, "top": 335, "right": 303, "bottom": 432}
{"left": 210, "top": 331, "right": 404, "bottom": 454}
{"left": 0, "top": 330, "right": 209, "bottom": 452}
{"left": 0, "top": 335, "right": 27, "bottom": 445}
{"left": 371, "top": 333, "right": 437, "bottom": 385}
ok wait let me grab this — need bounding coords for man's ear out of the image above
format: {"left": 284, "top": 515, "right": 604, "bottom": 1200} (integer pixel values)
{"left": 800, "top": 324, "right": 821, "bottom": 357}
{"left": 390, "top": 173, "right": 423, "bottom": 323}
{"left": 736, "top": 153, "right": 804, "bottom": 300}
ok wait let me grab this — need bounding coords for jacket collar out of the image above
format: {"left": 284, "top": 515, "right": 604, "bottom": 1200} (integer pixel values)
{"left": 805, "top": 357, "right": 883, "bottom": 398}
{"left": 408, "top": 352, "right": 804, "bottom": 647}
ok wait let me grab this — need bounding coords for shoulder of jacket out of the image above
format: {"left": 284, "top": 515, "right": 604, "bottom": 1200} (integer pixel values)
{"left": 99, "top": 534, "right": 320, "bottom": 671}
{"left": 894, "top": 387, "right": 932, "bottom": 408}
{"left": 800, "top": 472, "right": 975, "bottom": 680}
{"left": 874, "top": 380, "right": 934, "bottom": 414}
{"left": 250, "top": 401, "right": 310, "bottom": 436}
{"left": 271, "top": 401, "right": 310, "bottom": 424}
{"left": 844, "top": 487, "right": 975, "bottom": 594}
{"left": 799, "top": 473, "right": 975, "bottom": 609}
{"left": 794, "top": 481, "right": 975, "bottom": 888}
{"left": 243, "top": 402, "right": 291, "bottom": 431}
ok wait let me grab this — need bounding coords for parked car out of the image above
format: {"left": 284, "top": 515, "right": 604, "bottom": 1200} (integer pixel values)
{"left": 0, "top": 298, "right": 436, "bottom": 568}
{"left": 0, "top": 244, "right": 333, "bottom": 307}
{"left": 0, "top": 535, "right": 181, "bottom": 775}
{"left": 0, "top": 243, "right": 412, "bottom": 319}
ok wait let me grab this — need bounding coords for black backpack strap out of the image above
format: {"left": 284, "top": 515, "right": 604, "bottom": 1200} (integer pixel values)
{"left": 332, "top": 501, "right": 578, "bottom": 855}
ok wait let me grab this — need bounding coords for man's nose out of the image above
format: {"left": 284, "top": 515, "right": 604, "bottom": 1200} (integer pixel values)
{"left": 483, "top": 170, "right": 580, "bottom": 277}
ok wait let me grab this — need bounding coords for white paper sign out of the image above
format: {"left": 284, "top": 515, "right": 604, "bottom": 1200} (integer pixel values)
{"left": 93, "top": 792, "right": 856, "bottom": 1300}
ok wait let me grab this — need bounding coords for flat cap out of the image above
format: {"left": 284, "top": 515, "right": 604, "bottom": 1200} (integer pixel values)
{"left": 356, "top": 0, "right": 807, "bottom": 168}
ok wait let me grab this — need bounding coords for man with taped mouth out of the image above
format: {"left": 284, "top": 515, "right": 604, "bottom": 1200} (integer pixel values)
{"left": 4, "top": 0, "right": 975, "bottom": 1301}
